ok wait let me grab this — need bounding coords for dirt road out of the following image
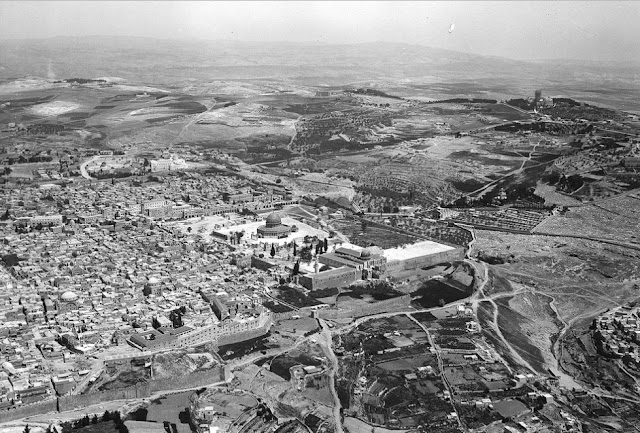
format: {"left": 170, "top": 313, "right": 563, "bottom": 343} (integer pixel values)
{"left": 318, "top": 319, "right": 344, "bottom": 433}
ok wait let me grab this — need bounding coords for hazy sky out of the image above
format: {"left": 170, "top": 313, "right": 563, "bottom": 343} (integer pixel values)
{"left": 1, "top": 1, "right": 639, "bottom": 61}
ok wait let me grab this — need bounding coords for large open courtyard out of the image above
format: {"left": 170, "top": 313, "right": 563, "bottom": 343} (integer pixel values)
{"left": 174, "top": 214, "right": 329, "bottom": 246}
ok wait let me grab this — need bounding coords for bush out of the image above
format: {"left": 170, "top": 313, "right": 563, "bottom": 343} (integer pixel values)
{"left": 309, "top": 287, "right": 339, "bottom": 298}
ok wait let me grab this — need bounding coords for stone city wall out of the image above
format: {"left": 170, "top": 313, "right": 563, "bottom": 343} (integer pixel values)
{"left": 0, "top": 398, "right": 58, "bottom": 424}
{"left": 217, "top": 324, "right": 270, "bottom": 346}
{"left": 58, "top": 383, "right": 150, "bottom": 412}
{"left": 57, "top": 366, "right": 226, "bottom": 414}
{"left": 272, "top": 309, "right": 313, "bottom": 321}
{"left": 315, "top": 295, "right": 411, "bottom": 320}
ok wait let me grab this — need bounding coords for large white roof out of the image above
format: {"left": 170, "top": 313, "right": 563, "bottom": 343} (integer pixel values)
{"left": 383, "top": 240, "right": 455, "bottom": 262}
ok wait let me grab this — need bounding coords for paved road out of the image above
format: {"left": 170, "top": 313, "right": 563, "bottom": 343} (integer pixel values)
{"left": 79, "top": 155, "right": 101, "bottom": 179}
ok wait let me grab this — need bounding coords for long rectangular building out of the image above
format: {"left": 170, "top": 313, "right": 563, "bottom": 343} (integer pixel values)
{"left": 128, "top": 311, "right": 272, "bottom": 351}
{"left": 383, "top": 240, "right": 464, "bottom": 274}
{"left": 298, "top": 266, "right": 359, "bottom": 291}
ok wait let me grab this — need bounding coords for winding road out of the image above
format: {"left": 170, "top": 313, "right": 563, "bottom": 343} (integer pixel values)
{"left": 406, "top": 314, "right": 464, "bottom": 430}
{"left": 170, "top": 98, "right": 217, "bottom": 147}
{"left": 464, "top": 140, "right": 541, "bottom": 199}
{"left": 79, "top": 155, "right": 100, "bottom": 179}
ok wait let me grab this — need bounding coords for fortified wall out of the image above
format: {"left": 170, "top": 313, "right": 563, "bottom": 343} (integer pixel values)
{"left": 0, "top": 367, "right": 227, "bottom": 422}
{"left": 0, "top": 399, "right": 58, "bottom": 424}
{"left": 148, "top": 367, "right": 227, "bottom": 393}
{"left": 271, "top": 309, "right": 313, "bottom": 322}
{"left": 217, "top": 323, "right": 271, "bottom": 346}
{"left": 130, "top": 312, "right": 272, "bottom": 351}
{"left": 315, "top": 295, "right": 411, "bottom": 320}
{"left": 58, "top": 383, "right": 150, "bottom": 412}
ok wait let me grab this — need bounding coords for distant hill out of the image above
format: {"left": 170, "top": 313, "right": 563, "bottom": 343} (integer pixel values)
{"left": 1, "top": 36, "right": 638, "bottom": 110}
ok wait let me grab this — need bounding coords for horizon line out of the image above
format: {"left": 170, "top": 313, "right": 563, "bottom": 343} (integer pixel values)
{"left": 0, "top": 35, "right": 639, "bottom": 65}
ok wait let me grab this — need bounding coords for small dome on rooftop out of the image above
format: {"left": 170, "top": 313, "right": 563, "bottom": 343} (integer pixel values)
{"left": 361, "top": 249, "right": 372, "bottom": 258}
{"left": 60, "top": 291, "right": 78, "bottom": 302}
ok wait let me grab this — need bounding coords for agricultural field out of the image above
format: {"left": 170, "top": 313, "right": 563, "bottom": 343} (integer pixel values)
{"left": 335, "top": 307, "right": 534, "bottom": 431}
{"left": 375, "top": 354, "right": 434, "bottom": 372}
{"left": 432, "top": 317, "right": 477, "bottom": 351}
{"left": 450, "top": 208, "right": 550, "bottom": 233}
{"left": 336, "top": 316, "right": 429, "bottom": 356}
{"left": 0, "top": 80, "right": 314, "bottom": 163}
{"left": 343, "top": 417, "right": 410, "bottom": 433}
{"left": 335, "top": 317, "right": 455, "bottom": 430}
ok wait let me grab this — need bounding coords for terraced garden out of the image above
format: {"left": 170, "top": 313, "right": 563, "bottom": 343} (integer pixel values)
{"left": 450, "top": 208, "right": 549, "bottom": 233}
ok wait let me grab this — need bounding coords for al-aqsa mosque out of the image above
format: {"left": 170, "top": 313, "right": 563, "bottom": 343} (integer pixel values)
{"left": 257, "top": 212, "right": 292, "bottom": 239}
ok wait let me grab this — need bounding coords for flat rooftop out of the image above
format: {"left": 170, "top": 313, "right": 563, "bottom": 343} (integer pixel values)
{"left": 300, "top": 265, "right": 356, "bottom": 279}
{"left": 383, "top": 240, "right": 455, "bottom": 262}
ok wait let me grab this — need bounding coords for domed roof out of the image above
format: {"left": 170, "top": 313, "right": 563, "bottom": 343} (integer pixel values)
{"left": 60, "top": 291, "right": 78, "bottom": 302}
{"left": 265, "top": 213, "right": 282, "bottom": 226}
{"left": 361, "top": 249, "right": 372, "bottom": 258}
{"left": 147, "top": 276, "right": 160, "bottom": 285}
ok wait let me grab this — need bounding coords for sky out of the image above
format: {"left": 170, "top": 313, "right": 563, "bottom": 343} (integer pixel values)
{"left": 1, "top": 1, "right": 639, "bottom": 62}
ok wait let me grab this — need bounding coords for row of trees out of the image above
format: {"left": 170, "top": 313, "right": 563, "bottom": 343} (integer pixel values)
{"left": 448, "top": 188, "right": 541, "bottom": 208}
{"left": 55, "top": 409, "right": 129, "bottom": 433}
{"left": 290, "top": 237, "right": 329, "bottom": 262}
{"left": 4, "top": 155, "right": 55, "bottom": 164}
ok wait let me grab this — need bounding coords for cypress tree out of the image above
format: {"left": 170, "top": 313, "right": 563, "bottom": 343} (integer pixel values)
{"left": 293, "top": 260, "right": 300, "bottom": 276}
